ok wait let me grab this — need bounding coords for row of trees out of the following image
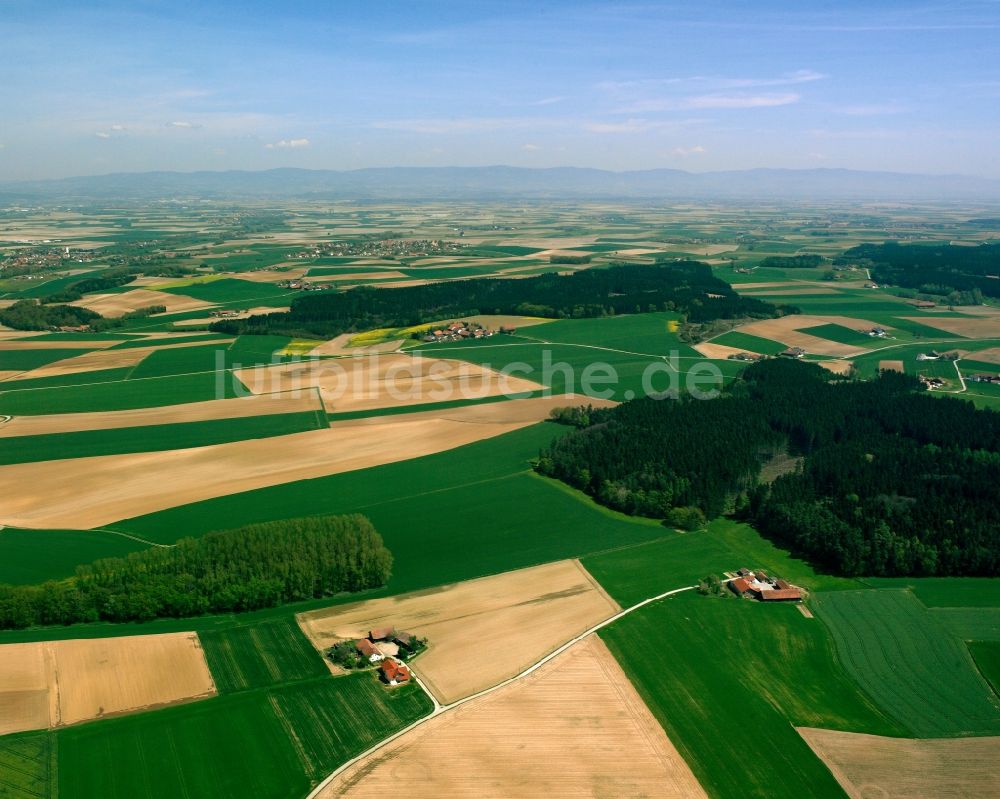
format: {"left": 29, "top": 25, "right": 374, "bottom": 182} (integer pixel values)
{"left": 539, "top": 359, "right": 1000, "bottom": 576}
{"left": 0, "top": 514, "right": 392, "bottom": 629}
{"left": 211, "top": 262, "right": 785, "bottom": 338}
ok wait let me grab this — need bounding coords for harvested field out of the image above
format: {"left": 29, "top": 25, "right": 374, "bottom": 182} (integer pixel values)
{"left": 879, "top": 360, "right": 905, "bottom": 373}
{"left": 71, "top": 289, "right": 215, "bottom": 317}
{"left": 173, "top": 306, "right": 289, "bottom": 327}
{"left": 798, "top": 727, "right": 1000, "bottom": 799}
{"left": 740, "top": 288, "right": 840, "bottom": 296}
{"left": 818, "top": 360, "right": 852, "bottom": 375}
{"left": 0, "top": 632, "right": 216, "bottom": 735}
{"left": 0, "top": 395, "right": 604, "bottom": 528}
{"left": 967, "top": 347, "right": 1000, "bottom": 365}
{"left": 4, "top": 340, "right": 233, "bottom": 381}
{"left": 317, "top": 636, "right": 706, "bottom": 799}
{"left": 693, "top": 342, "right": 756, "bottom": 360}
{"left": 228, "top": 267, "right": 308, "bottom": 283}
{"left": 731, "top": 281, "right": 809, "bottom": 289}
{"left": 298, "top": 559, "right": 620, "bottom": 705}
{"left": 0, "top": 391, "right": 322, "bottom": 437}
{"left": 234, "top": 352, "right": 543, "bottom": 413}
{"left": 308, "top": 334, "right": 403, "bottom": 356}
{"left": 734, "top": 315, "right": 887, "bottom": 357}
{"left": 901, "top": 316, "right": 1000, "bottom": 338}
{"left": 309, "top": 270, "right": 409, "bottom": 281}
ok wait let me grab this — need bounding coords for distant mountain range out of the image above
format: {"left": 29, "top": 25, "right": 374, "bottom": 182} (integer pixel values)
{"left": 3, "top": 166, "right": 999, "bottom": 202}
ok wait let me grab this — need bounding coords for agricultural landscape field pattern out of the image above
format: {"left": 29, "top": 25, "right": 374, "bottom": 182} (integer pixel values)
{"left": 1, "top": 202, "right": 999, "bottom": 799}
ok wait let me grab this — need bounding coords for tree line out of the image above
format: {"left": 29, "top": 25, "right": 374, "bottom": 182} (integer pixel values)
{"left": 539, "top": 359, "right": 1000, "bottom": 577}
{"left": 210, "top": 262, "right": 786, "bottom": 338}
{"left": 0, "top": 514, "right": 392, "bottom": 629}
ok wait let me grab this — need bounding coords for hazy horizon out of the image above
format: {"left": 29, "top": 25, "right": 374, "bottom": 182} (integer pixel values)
{"left": 3, "top": 1, "right": 998, "bottom": 181}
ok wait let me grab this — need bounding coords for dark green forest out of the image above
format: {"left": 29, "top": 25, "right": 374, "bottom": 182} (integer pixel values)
{"left": 846, "top": 241, "right": 1000, "bottom": 302}
{"left": 211, "top": 262, "right": 785, "bottom": 338}
{"left": 0, "top": 515, "right": 392, "bottom": 629}
{"left": 758, "top": 254, "right": 825, "bottom": 269}
{"left": 538, "top": 359, "right": 1000, "bottom": 577}
{"left": 0, "top": 299, "right": 101, "bottom": 330}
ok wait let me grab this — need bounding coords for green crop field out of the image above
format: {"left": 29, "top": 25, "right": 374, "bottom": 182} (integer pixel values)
{"left": 863, "top": 577, "right": 1000, "bottom": 607}
{"left": 0, "top": 411, "right": 324, "bottom": 466}
{"left": 0, "top": 731, "right": 55, "bottom": 799}
{"left": 112, "top": 449, "right": 670, "bottom": 595}
{"left": 599, "top": 593, "right": 902, "bottom": 799}
{"left": 0, "top": 370, "right": 247, "bottom": 415}
{"left": 812, "top": 589, "right": 1000, "bottom": 736}
{"left": 109, "top": 333, "right": 232, "bottom": 350}
{"left": 518, "top": 312, "right": 700, "bottom": 357}
{"left": 930, "top": 608, "right": 1000, "bottom": 641}
{"left": 0, "top": 348, "right": 98, "bottom": 372}
{"left": 0, "top": 528, "right": 149, "bottom": 584}
{"left": 583, "top": 519, "right": 860, "bottom": 608}
{"left": 711, "top": 330, "right": 789, "bottom": 354}
{"left": 970, "top": 642, "right": 1000, "bottom": 696}
{"left": 161, "top": 278, "right": 297, "bottom": 305}
{"left": 56, "top": 673, "right": 431, "bottom": 799}
{"left": 799, "top": 323, "right": 878, "bottom": 345}
{"left": 200, "top": 617, "right": 329, "bottom": 693}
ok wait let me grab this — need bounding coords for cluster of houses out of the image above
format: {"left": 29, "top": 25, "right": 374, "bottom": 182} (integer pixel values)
{"left": 919, "top": 374, "right": 948, "bottom": 389}
{"left": 276, "top": 279, "right": 334, "bottom": 292}
{"left": 727, "top": 568, "right": 804, "bottom": 602}
{"left": 970, "top": 373, "right": 1000, "bottom": 384}
{"left": 346, "top": 627, "right": 424, "bottom": 687}
{"left": 727, "top": 352, "right": 766, "bottom": 362}
{"left": 209, "top": 308, "right": 247, "bottom": 318}
{"left": 420, "top": 320, "right": 505, "bottom": 343}
{"left": 916, "top": 351, "right": 959, "bottom": 362}
{"left": 780, "top": 346, "right": 806, "bottom": 359}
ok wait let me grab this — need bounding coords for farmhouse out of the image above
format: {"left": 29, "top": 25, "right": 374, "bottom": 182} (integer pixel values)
{"left": 370, "top": 627, "right": 394, "bottom": 641}
{"left": 727, "top": 569, "right": 803, "bottom": 602}
{"left": 380, "top": 658, "right": 411, "bottom": 686}
{"left": 779, "top": 347, "right": 805, "bottom": 358}
{"left": 909, "top": 299, "right": 937, "bottom": 308}
{"left": 356, "top": 639, "right": 384, "bottom": 662}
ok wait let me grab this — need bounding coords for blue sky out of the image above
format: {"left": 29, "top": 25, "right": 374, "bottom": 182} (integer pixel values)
{"left": 1, "top": 0, "right": 998, "bottom": 179}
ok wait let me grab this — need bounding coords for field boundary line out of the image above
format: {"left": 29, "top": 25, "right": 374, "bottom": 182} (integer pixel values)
{"left": 304, "top": 582, "right": 696, "bottom": 799}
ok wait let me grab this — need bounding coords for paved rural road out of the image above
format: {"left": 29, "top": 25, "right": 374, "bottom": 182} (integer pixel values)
{"left": 304, "top": 582, "right": 697, "bottom": 799}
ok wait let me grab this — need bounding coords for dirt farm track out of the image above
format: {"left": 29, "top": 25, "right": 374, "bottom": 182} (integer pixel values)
{"left": 317, "top": 636, "right": 707, "bottom": 799}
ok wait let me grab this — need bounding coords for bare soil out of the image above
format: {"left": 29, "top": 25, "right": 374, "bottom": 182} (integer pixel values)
{"left": 799, "top": 727, "right": 1000, "bottom": 798}
{"left": 0, "top": 632, "right": 216, "bottom": 735}
{"left": 318, "top": 636, "right": 707, "bottom": 799}
{"left": 298, "top": 559, "right": 620, "bottom": 705}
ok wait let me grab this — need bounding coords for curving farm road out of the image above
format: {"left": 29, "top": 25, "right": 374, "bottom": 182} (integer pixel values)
{"left": 305, "top": 582, "right": 697, "bottom": 799}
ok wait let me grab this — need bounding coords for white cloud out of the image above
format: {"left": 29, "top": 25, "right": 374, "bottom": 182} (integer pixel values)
{"left": 688, "top": 92, "right": 800, "bottom": 109}
{"left": 373, "top": 117, "right": 546, "bottom": 134}
{"left": 584, "top": 118, "right": 703, "bottom": 134}
{"left": 170, "top": 121, "right": 193, "bottom": 128}
{"left": 95, "top": 131, "right": 111, "bottom": 139}
{"left": 521, "top": 143, "right": 541, "bottom": 151}
{"left": 265, "top": 138, "right": 310, "bottom": 149}
{"left": 110, "top": 124, "right": 126, "bottom": 131}
{"left": 530, "top": 96, "right": 565, "bottom": 106}
{"left": 672, "top": 145, "right": 707, "bottom": 156}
